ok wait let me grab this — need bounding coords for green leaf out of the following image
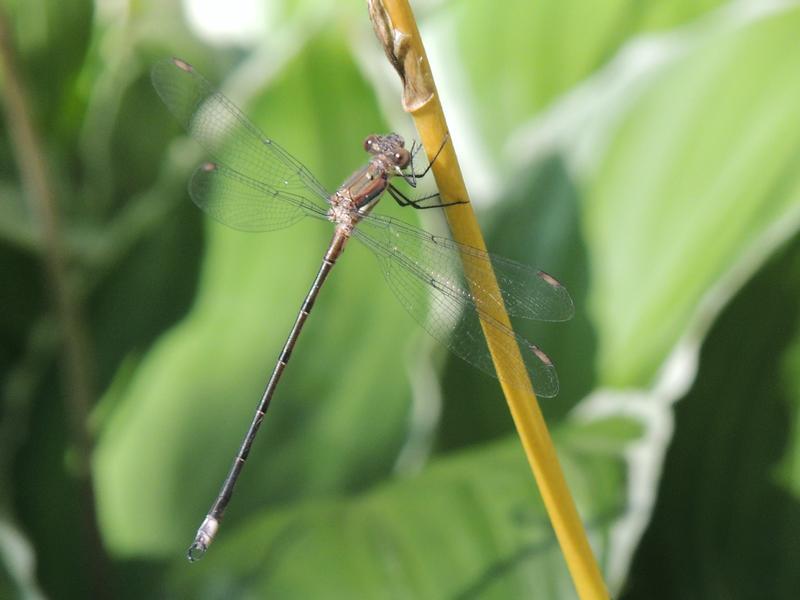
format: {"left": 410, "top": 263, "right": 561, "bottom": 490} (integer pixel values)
{"left": 168, "top": 431, "right": 628, "bottom": 598}
{"left": 585, "top": 8, "right": 800, "bottom": 387}
{"left": 452, "top": 0, "right": 728, "bottom": 155}
{"left": 621, "top": 233, "right": 800, "bottom": 599}
{"left": 779, "top": 329, "right": 800, "bottom": 499}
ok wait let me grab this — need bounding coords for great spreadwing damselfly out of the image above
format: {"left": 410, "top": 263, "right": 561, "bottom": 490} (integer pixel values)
{"left": 151, "top": 57, "right": 573, "bottom": 561}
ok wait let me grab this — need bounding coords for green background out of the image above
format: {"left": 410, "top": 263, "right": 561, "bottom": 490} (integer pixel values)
{"left": 2, "top": 0, "right": 799, "bottom": 598}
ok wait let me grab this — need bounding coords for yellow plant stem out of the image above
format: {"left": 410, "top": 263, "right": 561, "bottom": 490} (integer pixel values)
{"left": 368, "top": 1, "right": 609, "bottom": 598}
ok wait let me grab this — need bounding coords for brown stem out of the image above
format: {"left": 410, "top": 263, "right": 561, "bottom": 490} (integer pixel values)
{"left": 0, "top": 8, "right": 111, "bottom": 598}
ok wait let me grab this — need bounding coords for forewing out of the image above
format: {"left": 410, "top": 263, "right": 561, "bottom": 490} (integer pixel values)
{"left": 151, "top": 58, "right": 331, "bottom": 205}
{"left": 360, "top": 215, "right": 574, "bottom": 321}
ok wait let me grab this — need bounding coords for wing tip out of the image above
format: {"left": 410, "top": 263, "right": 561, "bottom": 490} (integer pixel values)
{"left": 536, "top": 269, "right": 575, "bottom": 321}
{"left": 561, "top": 292, "right": 576, "bottom": 321}
{"left": 528, "top": 344, "right": 561, "bottom": 398}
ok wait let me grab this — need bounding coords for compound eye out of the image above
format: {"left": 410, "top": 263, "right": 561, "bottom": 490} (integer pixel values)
{"left": 363, "top": 135, "right": 379, "bottom": 152}
{"left": 394, "top": 148, "right": 411, "bottom": 168}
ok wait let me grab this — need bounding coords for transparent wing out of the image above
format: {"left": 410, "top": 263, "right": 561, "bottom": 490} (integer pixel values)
{"left": 189, "top": 162, "right": 329, "bottom": 232}
{"left": 151, "top": 57, "right": 331, "bottom": 206}
{"left": 354, "top": 215, "right": 572, "bottom": 397}
{"left": 359, "top": 214, "right": 574, "bottom": 321}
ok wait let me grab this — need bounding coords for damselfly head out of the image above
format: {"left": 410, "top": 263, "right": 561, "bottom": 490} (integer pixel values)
{"left": 363, "top": 133, "right": 410, "bottom": 168}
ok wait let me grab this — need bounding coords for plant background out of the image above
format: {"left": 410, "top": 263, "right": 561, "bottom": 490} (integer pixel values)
{"left": 2, "top": 0, "right": 800, "bottom": 598}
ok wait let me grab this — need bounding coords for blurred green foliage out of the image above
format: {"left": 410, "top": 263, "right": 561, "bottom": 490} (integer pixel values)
{"left": 1, "top": 0, "right": 799, "bottom": 598}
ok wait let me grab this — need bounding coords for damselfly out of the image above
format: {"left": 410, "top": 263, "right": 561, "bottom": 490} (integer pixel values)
{"left": 151, "top": 57, "right": 573, "bottom": 561}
